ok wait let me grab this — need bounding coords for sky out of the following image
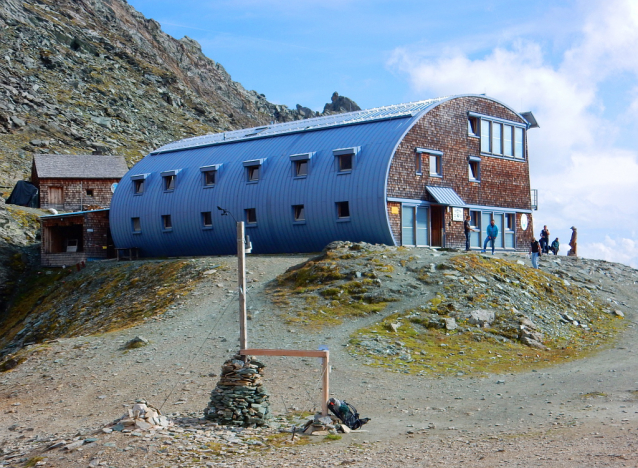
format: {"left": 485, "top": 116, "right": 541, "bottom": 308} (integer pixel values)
{"left": 127, "top": 0, "right": 638, "bottom": 268}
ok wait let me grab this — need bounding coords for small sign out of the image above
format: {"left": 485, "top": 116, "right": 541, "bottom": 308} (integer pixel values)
{"left": 521, "top": 214, "right": 528, "bottom": 231}
{"left": 86, "top": 228, "right": 94, "bottom": 232}
{"left": 452, "top": 207, "right": 464, "bottom": 221}
{"left": 111, "top": 182, "right": 118, "bottom": 193}
{"left": 391, "top": 206, "right": 399, "bottom": 214}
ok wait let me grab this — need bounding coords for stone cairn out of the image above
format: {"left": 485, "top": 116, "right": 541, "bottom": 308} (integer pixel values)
{"left": 204, "top": 354, "right": 271, "bottom": 427}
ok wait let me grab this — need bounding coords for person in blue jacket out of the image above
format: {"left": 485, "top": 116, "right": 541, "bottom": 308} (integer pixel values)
{"left": 481, "top": 218, "right": 499, "bottom": 254}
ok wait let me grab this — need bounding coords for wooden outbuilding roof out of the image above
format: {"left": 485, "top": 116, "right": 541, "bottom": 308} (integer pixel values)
{"left": 33, "top": 154, "right": 128, "bottom": 179}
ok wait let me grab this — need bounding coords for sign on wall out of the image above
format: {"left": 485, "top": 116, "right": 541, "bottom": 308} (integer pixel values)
{"left": 521, "top": 214, "right": 528, "bottom": 231}
{"left": 452, "top": 207, "right": 464, "bottom": 221}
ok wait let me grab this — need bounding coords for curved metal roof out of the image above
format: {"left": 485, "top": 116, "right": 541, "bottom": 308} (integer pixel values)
{"left": 152, "top": 97, "right": 449, "bottom": 154}
{"left": 110, "top": 95, "right": 528, "bottom": 256}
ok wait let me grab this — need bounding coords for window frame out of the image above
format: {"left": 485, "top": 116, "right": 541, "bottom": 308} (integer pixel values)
{"left": 130, "top": 173, "right": 149, "bottom": 195}
{"left": 245, "top": 208, "right": 258, "bottom": 225}
{"left": 161, "top": 214, "right": 173, "bottom": 232}
{"left": 202, "top": 211, "right": 213, "bottom": 229}
{"left": 86, "top": 188, "right": 94, "bottom": 197}
{"left": 416, "top": 148, "right": 443, "bottom": 178}
{"left": 131, "top": 217, "right": 141, "bottom": 234}
{"left": 468, "top": 156, "right": 481, "bottom": 181}
{"left": 243, "top": 159, "right": 266, "bottom": 183}
{"left": 468, "top": 116, "right": 480, "bottom": 137}
{"left": 333, "top": 147, "right": 360, "bottom": 174}
{"left": 200, "top": 164, "right": 221, "bottom": 188}
{"left": 469, "top": 112, "right": 527, "bottom": 160}
{"left": 290, "top": 152, "right": 314, "bottom": 179}
{"left": 160, "top": 169, "right": 181, "bottom": 192}
{"left": 336, "top": 201, "right": 350, "bottom": 221}
{"left": 292, "top": 204, "right": 306, "bottom": 224}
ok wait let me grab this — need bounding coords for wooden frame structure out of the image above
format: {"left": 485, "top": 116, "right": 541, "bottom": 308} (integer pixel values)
{"left": 239, "top": 348, "right": 330, "bottom": 416}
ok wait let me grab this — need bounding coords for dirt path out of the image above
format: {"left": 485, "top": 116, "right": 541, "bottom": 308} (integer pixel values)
{"left": 1, "top": 251, "right": 636, "bottom": 467}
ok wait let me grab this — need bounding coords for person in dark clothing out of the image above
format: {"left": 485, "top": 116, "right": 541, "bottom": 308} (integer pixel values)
{"left": 529, "top": 237, "right": 542, "bottom": 269}
{"left": 463, "top": 215, "right": 477, "bottom": 251}
{"left": 540, "top": 225, "right": 550, "bottom": 254}
{"left": 550, "top": 238, "right": 560, "bottom": 255}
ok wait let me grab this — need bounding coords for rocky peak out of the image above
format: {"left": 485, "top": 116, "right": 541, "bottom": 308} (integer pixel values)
{"left": 323, "top": 91, "right": 361, "bottom": 114}
{"left": 0, "top": 0, "right": 359, "bottom": 190}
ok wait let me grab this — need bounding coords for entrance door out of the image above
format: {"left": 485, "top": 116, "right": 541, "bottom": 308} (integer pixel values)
{"left": 49, "top": 186, "right": 63, "bottom": 206}
{"left": 431, "top": 206, "right": 445, "bottom": 247}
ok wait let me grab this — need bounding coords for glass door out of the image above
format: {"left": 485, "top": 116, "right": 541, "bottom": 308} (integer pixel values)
{"left": 401, "top": 206, "right": 415, "bottom": 246}
{"left": 416, "top": 207, "right": 429, "bottom": 246}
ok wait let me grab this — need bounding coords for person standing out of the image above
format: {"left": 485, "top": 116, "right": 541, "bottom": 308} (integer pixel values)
{"left": 481, "top": 219, "right": 498, "bottom": 254}
{"left": 567, "top": 226, "right": 578, "bottom": 257}
{"left": 529, "top": 236, "right": 542, "bottom": 268}
{"left": 463, "top": 215, "right": 477, "bottom": 251}
{"left": 540, "top": 225, "right": 550, "bottom": 254}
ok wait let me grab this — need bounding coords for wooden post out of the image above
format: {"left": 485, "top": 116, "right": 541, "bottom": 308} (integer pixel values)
{"left": 237, "top": 222, "right": 248, "bottom": 357}
{"left": 321, "top": 352, "right": 330, "bottom": 417}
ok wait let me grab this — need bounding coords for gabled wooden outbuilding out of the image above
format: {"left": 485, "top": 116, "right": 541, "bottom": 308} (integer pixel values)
{"left": 32, "top": 154, "right": 128, "bottom": 211}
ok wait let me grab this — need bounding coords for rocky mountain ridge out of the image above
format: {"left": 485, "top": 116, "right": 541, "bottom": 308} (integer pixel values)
{"left": 0, "top": 0, "right": 359, "bottom": 190}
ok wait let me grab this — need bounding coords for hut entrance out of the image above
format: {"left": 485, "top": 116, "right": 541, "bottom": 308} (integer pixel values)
{"left": 430, "top": 206, "right": 445, "bottom": 247}
{"left": 44, "top": 223, "right": 84, "bottom": 253}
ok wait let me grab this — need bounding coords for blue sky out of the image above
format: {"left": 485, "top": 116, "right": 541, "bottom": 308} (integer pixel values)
{"left": 128, "top": 0, "right": 638, "bottom": 267}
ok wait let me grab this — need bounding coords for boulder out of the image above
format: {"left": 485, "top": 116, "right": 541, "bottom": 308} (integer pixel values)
{"left": 468, "top": 309, "right": 495, "bottom": 327}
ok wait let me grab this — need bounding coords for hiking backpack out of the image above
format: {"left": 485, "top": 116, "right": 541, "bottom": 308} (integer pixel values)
{"left": 327, "top": 397, "right": 370, "bottom": 430}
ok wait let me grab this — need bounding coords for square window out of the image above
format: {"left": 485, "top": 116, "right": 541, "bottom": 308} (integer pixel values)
{"left": 295, "top": 160, "right": 308, "bottom": 177}
{"left": 338, "top": 154, "right": 353, "bottom": 172}
{"left": 164, "top": 175, "right": 175, "bottom": 191}
{"left": 86, "top": 189, "right": 94, "bottom": 197}
{"left": 336, "top": 201, "right": 350, "bottom": 219}
{"left": 162, "top": 214, "right": 172, "bottom": 230}
{"left": 429, "top": 154, "right": 442, "bottom": 176}
{"left": 469, "top": 160, "right": 480, "bottom": 180}
{"left": 202, "top": 211, "right": 212, "bottom": 227}
{"left": 245, "top": 208, "right": 257, "bottom": 224}
{"left": 293, "top": 204, "right": 305, "bottom": 221}
{"left": 247, "top": 165, "right": 260, "bottom": 182}
{"left": 203, "top": 170, "right": 216, "bottom": 186}
{"left": 132, "top": 217, "right": 141, "bottom": 233}
{"left": 134, "top": 179, "right": 144, "bottom": 194}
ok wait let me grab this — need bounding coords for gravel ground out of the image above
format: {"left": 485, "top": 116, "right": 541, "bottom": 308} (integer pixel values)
{"left": 1, "top": 250, "right": 637, "bottom": 467}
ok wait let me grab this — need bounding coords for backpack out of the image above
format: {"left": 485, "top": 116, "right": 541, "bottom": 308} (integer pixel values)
{"left": 327, "top": 398, "right": 370, "bottom": 430}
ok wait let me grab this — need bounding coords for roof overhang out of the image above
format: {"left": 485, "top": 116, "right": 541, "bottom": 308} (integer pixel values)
{"left": 425, "top": 186, "right": 466, "bottom": 207}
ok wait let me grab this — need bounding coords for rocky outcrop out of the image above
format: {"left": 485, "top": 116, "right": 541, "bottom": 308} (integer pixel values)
{"left": 323, "top": 92, "right": 361, "bottom": 114}
{"left": 0, "top": 0, "right": 358, "bottom": 189}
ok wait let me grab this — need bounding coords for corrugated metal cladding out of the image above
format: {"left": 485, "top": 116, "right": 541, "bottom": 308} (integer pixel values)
{"left": 110, "top": 114, "right": 422, "bottom": 256}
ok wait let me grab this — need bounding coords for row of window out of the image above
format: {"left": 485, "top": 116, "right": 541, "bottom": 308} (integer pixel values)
{"left": 468, "top": 115, "right": 525, "bottom": 159}
{"left": 468, "top": 210, "right": 516, "bottom": 248}
{"left": 131, "top": 148, "right": 359, "bottom": 195}
{"left": 130, "top": 202, "right": 352, "bottom": 233}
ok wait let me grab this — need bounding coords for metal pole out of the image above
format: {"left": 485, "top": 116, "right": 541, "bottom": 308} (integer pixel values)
{"left": 237, "top": 221, "right": 248, "bottom": 359}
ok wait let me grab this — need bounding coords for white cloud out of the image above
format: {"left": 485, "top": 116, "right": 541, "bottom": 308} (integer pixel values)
{"left": 388, "top": 0, "right": 638, "bottom": 269}
{"left": 582, "top": 236, "right": 638, "bottom": 269}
